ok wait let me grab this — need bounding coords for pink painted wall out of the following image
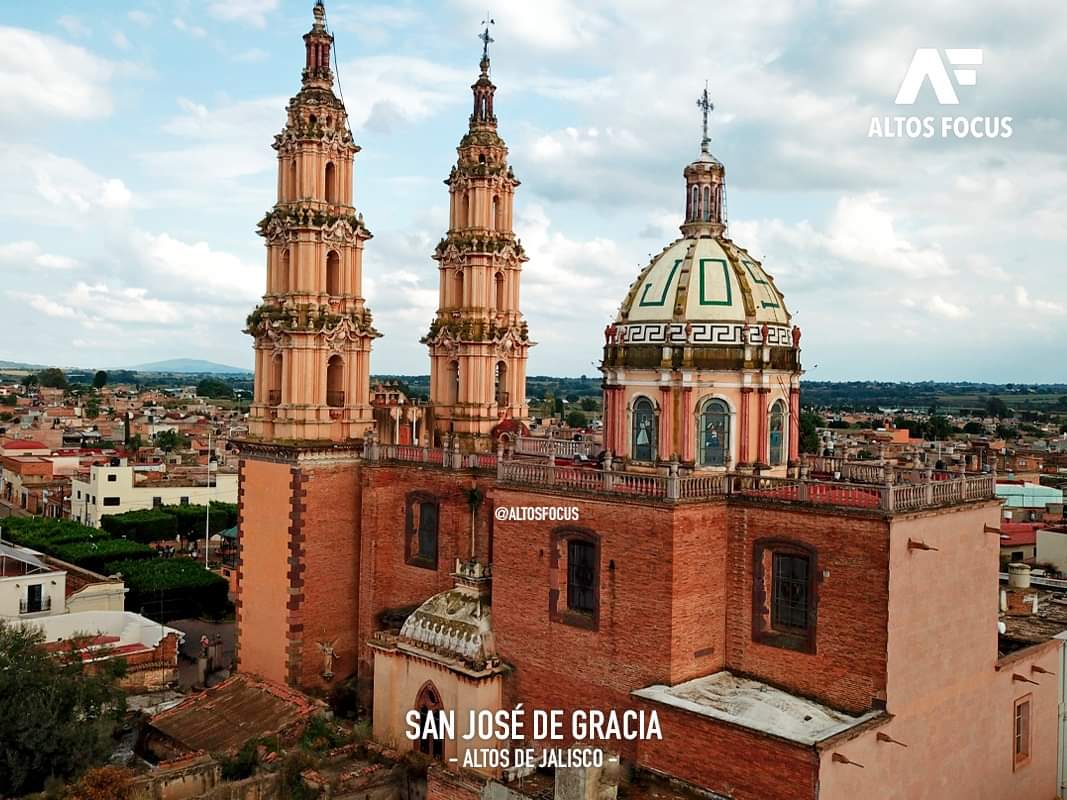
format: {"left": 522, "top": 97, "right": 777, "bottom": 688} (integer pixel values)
{"left": 818, "top": 502, "right": 1061, "bottom": 800}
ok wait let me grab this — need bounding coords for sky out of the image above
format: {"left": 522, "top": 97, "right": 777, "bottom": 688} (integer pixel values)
{"left": 0, "top": 0, "right": 1065, "bottom": 381}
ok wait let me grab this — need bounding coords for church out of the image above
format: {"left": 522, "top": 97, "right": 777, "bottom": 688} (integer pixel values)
{"left": 234, "top": 5, "right": 1060, "bottom": 799}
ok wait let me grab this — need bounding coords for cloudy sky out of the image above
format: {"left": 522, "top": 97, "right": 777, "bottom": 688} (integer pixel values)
{"left": 1, "top": 0, "right": 1065, "bottom": 380}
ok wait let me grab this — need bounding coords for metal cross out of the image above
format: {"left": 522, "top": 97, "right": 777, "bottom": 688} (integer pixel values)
{"left": 479, "top": 13, "right": 495, "bottom": 58}
{"left": 697, "top": 81, "right": 714, "bottom": 151}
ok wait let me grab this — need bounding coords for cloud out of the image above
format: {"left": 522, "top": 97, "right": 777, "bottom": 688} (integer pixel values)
{"left": 172, "top": 18, "right": 207, "bottom": 38}
{"left": 1015, "top": 286, "right": 1065, "bottom": 315}
{"left": 132, "top": 231, "right": 262, "bottom": 302}
{"left": 0, "top": 27, "right": 115, "bottom": 121}
{"left": 127, "top": 10, "right": 152, "bottom": 27}
{"left": 0, "top": 241, "right": 80, "bottom": 270}
{"left": 9, "top": 292, "right": 78, "bottom": 319}
{"left": 0, "top": 146, "right": 134, "bottom": 224}
{"left": 207, "top": 0, "right": 280, "bottom": 28}
{"left": 338, "top": 56, "right": 468, "bottom": 133}
{"left": 57, "top": 15, "right": 91, "bottom": 38}
{"left": 112, "top": 31, "right": 131, "bottom": 50}
{"left": 922, "top": 295, "right": 971, "bottom": 320}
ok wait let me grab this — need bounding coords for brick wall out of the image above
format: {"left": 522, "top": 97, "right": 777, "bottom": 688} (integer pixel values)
{"left": 725, "top": 502, "right": 891, "bottom": 714}
{"left": 634, "top": 700, "right": 818, "bottom": 800}
{"left": 354, "top": 465, "right": 495, "bottom": 681}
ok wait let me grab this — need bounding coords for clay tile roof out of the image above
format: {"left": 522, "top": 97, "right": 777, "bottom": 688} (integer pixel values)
{"left": 149, "top": 674, "right": 322, "bottom": 754}
{"left": 2, "top": 439, "right": 48, "bottom": 450}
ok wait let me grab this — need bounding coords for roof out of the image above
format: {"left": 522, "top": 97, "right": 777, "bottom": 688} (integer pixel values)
{"left": 997, "top": 482, "right": 1064, "bottom": 508}
{"left": 148, "top": 674, "right": 320, "bottom": 754}
{"left": 1, "top": 439, "right": 48, "bottom": 450}
{"left": 1000, "top": 522, "right": 1042, "bottom": 547}
{"left": 617, "top": 236, "right": 790, "bottom": 328}
{"left": 633, "top": 671, "right": 882, "bottom": 746}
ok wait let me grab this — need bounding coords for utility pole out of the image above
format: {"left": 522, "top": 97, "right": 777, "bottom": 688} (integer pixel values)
{"left": 204, "top": 425, "right": 213, "bottom": 569}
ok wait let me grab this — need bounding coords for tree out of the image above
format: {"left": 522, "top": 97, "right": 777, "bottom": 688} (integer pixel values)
{"left": 963, "top": 421, "right": 985, "bottom": 435}
{"left": 91, "top": 370, "right": 108, "bottom": 390}
{"left": 37, "top": 368, "right": 68, "bottom": 389}
{"left": 84, "top": 398, "right": 100, "bottom": 419}
{"left": 196, "top": 378, "right": 234, "bottom": 400}
{"left": 154, "top": 429, "right": 190, "bottom": 452}
{"left": 21, "top": 374, "right": 38, "bottom": 389}
{"left": 127, "top": 433, "right": 144, "bottom": 451}
{"left": 0, "top": 623, "right": 127, "bottom": 795}
{"left": 799, "top": 411, "right": 823, "bottom": 454}
{"left": 566, "top": 410, "right": 588, "bottom": 429}
{"left": 926, "top": 415, "right": 952, "bottom": 441}
{"left": 579, "top": 397, "right": 599, "bottom": 412}
{"left": 985, "top": 396, "right": 1010, "bottom": 419}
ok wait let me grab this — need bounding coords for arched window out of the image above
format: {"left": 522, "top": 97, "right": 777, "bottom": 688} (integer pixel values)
{"left": 326, "top": 251, "right": 341, "bottom": 296}
{"left": 703, "top": 185, "right": 712, "bottom": 221}
{"left": 490, "top": 195, "right": 499, "bottom": 230}
{"left": 454, "top": 270, "right": 464, "bottom": 307}
{"left": 324, "top": 161, "right": 337, "bottom": 204}
{"left": 288, "top": 160, "right": 297, "bottom": 200}
{"left": 690, "top": 185, "right": 699, "bottom": 222}
{"left": 699, "top": 399, "right": 730, "bottom": 467}
{"left": 406, "top": 493, "right": 439, "bottom": 569}
{"left": 447, "top": 360, "right": 460, "bottom": 405}
{"left": 414, "top": 682, "right": 445, "bottom": 758}
{"left": 631, "top": 397, "right": 656, "bottom": 462}
{"left": 494, "top": 361, "right": 508, "bottom": 406}
{"left": 326, "top": 355, "right": 344, "bottom": 407}
{"left": 494, "top": 271, "right": 505, "bottom": 310}
{"left": 279, "top": 249, "right": 290, "bottom": 293}
{"left": 268, "top": 354, "right": 283, "bottom": 407}
{"left": 769, "top": 400, "right": 786, "bottom": 466}
{"left": 463, "top": 194, "right": 471, "bottom": 228}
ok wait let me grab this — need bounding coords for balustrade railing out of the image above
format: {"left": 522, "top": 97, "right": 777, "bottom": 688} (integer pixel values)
{"left": 362, "top": 441, "right": 996, "bottom": 512}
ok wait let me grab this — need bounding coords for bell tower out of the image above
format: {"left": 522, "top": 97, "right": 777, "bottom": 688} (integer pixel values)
{"left": 423, "top": 26, "right": 532, "bottom": 451}
{"left": 246, "top": 0, "right": 378, "bottom": 442}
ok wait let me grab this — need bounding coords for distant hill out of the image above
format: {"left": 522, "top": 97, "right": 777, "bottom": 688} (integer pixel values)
{"left": 127, "top": 359, "right": 252, "bottom": 375}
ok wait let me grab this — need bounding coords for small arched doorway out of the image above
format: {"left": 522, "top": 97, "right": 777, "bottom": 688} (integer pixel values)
{"left": 414, "top": 682, "right": 445, "bottom": 758}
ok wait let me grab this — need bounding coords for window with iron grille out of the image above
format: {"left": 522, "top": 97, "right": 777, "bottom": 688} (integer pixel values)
{"left": 417, "top": 501, "right": 438, "bottom": 562}
{"left": 567, "top": 539, "right": 596, "bottom": 613}
{"left": 772, "top": 552, "right": 810, "bottom": 630}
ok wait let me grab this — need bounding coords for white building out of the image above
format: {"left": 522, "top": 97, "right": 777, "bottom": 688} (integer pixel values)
{"left": 0, "top": 541, "right": 126, "bottom": 620}
{"left": 71, "top": 461, "right": 238, "bottom": 528}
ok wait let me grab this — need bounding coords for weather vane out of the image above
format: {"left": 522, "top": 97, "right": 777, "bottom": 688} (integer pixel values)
{"left": 696, "top": 81, "right": 714, "bottom": 152}
{"left": 479, "top": 13, "right": 495, "bottom": 59}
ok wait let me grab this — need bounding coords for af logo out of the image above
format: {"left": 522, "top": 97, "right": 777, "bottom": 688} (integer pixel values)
{"left": 895, "top": 48, "right": 983, "bottom": 105}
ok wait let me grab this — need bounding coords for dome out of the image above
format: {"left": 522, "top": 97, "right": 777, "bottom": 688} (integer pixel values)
{"left": 616, "top": 235, "right": 790, "bottom": 338}
{"left": 398, "top": 561, "right": 499, "bottom": 672}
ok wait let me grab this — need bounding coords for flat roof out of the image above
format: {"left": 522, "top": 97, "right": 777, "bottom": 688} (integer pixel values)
{"left": 633, "top": 671, "right": 882, "bottom": 746}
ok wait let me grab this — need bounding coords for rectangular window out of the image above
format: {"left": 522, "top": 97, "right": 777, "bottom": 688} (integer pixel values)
{"left": 567, "top": 539, "right": 597, "bottom": 613}
{"left": 1014, "top": 696, "right": 1032, "bottom": 769}
{"left": 152, "top": 496, "right": 162, "bottom": 508}
{"left": 107, "top": 474, "right": 117, "bottom": 482}
{"left": 417, "top": 502, "right": 438, "bottom": 562}
{"left": 102, "top": 497, "right": 120, "bottom": 507}
{"left": 180, "top": 496, "right": 189, "bottom": 506}
{"left": 25, "top": 584, "right": 43, "bottom": 614}
{"left": 772, "top": 552, "right": 810, "bottom": 630}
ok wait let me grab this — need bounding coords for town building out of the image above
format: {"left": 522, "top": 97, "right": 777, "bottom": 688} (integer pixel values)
{"left": 71, "top": 460, "right": 238, "bottom": 528}
{"left": 0, "top": 541, "right": 181, "bottom": 690}
{"left": 233, "top": 7, "right": 1061, "bottom": 800}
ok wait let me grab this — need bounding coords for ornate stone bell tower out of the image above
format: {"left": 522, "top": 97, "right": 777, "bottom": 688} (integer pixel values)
{"left": 422, "top": 26, "right": 532, "bottom": 451}
{"left": 246, "top": 0, "right": 378, "bottom": 442}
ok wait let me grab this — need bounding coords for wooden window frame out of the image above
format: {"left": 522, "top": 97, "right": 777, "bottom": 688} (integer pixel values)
{"left": 550, "top": 527, "right": 600, "bottom": 631}
{"left": 1014, "top": 694, "right": 1032, "bottom": 770}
